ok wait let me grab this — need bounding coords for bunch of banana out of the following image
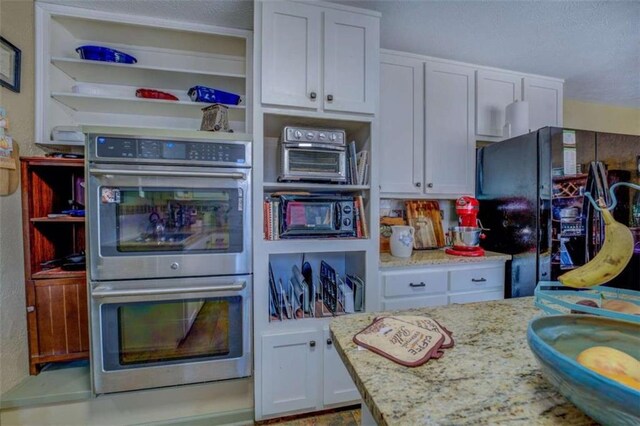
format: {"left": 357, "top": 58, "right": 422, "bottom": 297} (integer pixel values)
{"left": 558, "top": 200, "right": 634, "bottom": 288}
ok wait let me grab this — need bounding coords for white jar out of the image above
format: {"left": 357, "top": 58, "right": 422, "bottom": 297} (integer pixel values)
{"left": 390, "top": 225, "right": 415, "bottom": 258}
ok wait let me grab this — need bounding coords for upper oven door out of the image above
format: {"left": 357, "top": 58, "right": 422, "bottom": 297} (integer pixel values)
{"left": 88, "top": 164, "right": 251, "bottom": 280}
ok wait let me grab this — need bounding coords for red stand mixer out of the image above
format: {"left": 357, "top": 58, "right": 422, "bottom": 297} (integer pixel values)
{"left": 445, "top": 196, "right": 486, "bottom": 257}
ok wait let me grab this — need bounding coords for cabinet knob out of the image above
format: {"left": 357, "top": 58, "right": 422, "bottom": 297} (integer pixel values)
{"left": 471, "top": 278, "right": 487, "bottom": 283}
{"left": 26, "top": 306, "right": 35, "bottom": 313}
{"left": 310, "top": 91, "right": 317, "bottom": 100}
{"left": 427, "top": 183, "right": 433, "bottom": 188}
{"left": 327, "top": 94, "right": 334, "bottom": 102}
{"left": 415, "top": 182, "right": 421, "bottom": 187}
{"left": 326, "top": 338, "right": 332, "bottom": 346}
{"left": 409, "top": 282, "right": 426, "bottom": 287}
{"left": 309, "top": 340, "right": 316, "bottom": 348}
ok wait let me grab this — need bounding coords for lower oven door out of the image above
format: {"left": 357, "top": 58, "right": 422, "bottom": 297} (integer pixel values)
{"left": 90, "top": 275, "right": 252, "bottom": 394}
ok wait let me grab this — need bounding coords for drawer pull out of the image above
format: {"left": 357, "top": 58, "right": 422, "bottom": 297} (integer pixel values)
{"left": 472, "top": 278, "right": 487, "bottom": 283}
{"left": 409, "top": 282, "right": 426, "bottom": 287}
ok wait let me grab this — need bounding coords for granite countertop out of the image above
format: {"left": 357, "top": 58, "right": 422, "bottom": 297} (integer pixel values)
{"left": 330, "top": 297, "right": 595, "bottom": 425}
{"left": 380, "top": 249, "right": 511, "bottom": 268}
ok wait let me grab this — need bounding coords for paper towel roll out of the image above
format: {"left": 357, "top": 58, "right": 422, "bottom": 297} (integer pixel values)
{"left": 504, "top": 100, "right": 529, "bottom": 138}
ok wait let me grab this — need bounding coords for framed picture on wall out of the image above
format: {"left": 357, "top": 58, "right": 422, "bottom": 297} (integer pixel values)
{"left": 0, "top": 36, "right": 21, "bottom": 93}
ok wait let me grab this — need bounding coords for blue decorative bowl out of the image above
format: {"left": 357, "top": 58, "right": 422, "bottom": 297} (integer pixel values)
{"left": 76, "top": 45, "right": 137, "bottom": 64}
{"left": 527, "top": 315, "right": 640, "bottom": 425}
{"left": 188, "top": 86, "right": 240, "bottom": 105}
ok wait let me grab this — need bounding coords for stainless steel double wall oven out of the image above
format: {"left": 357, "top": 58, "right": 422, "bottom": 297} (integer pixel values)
{"left": 87, "top": 132, "right": 252, "bottom": 394}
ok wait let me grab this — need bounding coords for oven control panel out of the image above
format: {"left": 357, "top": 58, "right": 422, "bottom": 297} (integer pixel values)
{"left": 94, "top": 136, "right": 248, "bottom": 165}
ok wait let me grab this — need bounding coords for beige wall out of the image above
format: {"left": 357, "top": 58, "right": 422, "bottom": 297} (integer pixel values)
{"left": 0, "top": 0, "right": 40, "bottom": 395}
{"left": 564, "top": 99, "right": 640, "bottom": 135}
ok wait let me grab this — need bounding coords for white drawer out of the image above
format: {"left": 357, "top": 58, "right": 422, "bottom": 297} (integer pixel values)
{"left": 382, "top": 295, "right": 449, "bottom": 311}
{"left": 382, "top": 269, "right": 447, "bottom": 298}
{"left": 449, "top": 290, "right": 504, "bottom": 305}
{"left": 449, "top": 265, "right": 504, "bottom": 293}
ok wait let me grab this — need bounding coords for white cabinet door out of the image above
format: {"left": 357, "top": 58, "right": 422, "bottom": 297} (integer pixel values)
{"left": 323, "top": 328, "right": 360, "bottom": 406}
{"left": 424, "top": 61, "right": 476, "bottom": 197}
{"left": 323, "top": 10, "right": 379, "bottom": 114}
{"left": 476, "top": 70, "right": 522, "bottom": 138}
{"left": 261, "top": 330, "right": 321, "bottom": 416}
{"left": 523, "top": 77, "right": 563, "bottom": 131}
{"left": 261, "top": 1, "right": 321, "bottom": 109}
{"left": 379, "top": 54, "right": 424, "bottom": 194}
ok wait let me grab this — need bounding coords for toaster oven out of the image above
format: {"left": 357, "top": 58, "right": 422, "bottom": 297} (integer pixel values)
{"left": 279, "top": 126, "right": 347, "bottom": 183}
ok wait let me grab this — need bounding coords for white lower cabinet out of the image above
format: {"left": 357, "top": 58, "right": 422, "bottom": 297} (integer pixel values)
{"left": 261, "top": 327, "right": 359, "bottom": 418}
{"left": 323, "top": 328, "right": 360, "bottom": 406}
{"left": 261, "top": 330, "right": 322, "bottom": 416}
{"left": 380, "top": 262, "right": 506, "bottom": 310}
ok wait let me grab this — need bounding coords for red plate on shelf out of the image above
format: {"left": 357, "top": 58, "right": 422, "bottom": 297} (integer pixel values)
{"left": 135, "top": 89, "right": 178, "bottom": 101}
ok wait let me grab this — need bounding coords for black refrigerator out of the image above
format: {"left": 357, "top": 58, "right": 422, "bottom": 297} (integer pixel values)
{"left": 476, "top": 127, "right": 640, "bottom": 297}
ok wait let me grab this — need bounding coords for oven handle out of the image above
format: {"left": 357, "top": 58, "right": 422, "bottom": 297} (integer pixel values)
{"left": 89, "top": 168, "right": 246, "bottom": 180}
{"left": 91, "top": 282, "right": 246, "bottom": 298}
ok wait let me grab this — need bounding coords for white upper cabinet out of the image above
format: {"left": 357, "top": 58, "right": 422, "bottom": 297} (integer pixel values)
{"left": 379, "top": 53, "right": 424, "bottom": 194}
{"left": 323, "top": 10, "right": 379, "bottom": 114}
{"left": 261, "top": 1, "right": 379, "bottom": 114}
{"left": 425, "top": 61, "right": 476, "bottom": 197}
{"left": 476, "top": 70, "right": 522, "bottom": 138}
{"left": 261, "top": 1, "right": 321, "bottom": 109}
{"left": 523, "top": 77, "right": 563, "bottom": 131}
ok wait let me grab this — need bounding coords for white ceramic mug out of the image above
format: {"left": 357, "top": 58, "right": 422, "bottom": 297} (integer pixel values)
{"left": 390, "top": 225, "right": 415, "bottom": 258}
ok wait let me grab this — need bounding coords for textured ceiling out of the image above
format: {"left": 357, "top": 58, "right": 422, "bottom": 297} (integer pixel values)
{"left": 44, "top": 0, "right": 640, "bottom": 108}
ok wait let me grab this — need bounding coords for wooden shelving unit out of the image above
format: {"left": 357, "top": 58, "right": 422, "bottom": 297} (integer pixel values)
{"left": 21, "top": 157, "right": 89, "bottom": 374}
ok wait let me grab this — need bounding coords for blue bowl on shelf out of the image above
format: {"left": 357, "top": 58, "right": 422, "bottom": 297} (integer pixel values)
{"left": 527, "top": 315, "right": 640, "bottom": 425}
{"left": 188, "top": 86, "right": 240, "bottom": 105}
{"left": 75, "top": 45, "right": 137, "bottom": 64}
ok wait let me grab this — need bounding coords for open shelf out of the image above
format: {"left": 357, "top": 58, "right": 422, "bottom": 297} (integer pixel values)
{"left": 262, "top": 239, "right": 369, "bottom": 254}
{"left": 268, "top": 251, "right": 366, "bottom": 323}
{"left": 32, "top": 268, "right": 85, "bottom": 280}
{"left": 51, "top": 57, "right": 245, "bottom": 92}
{"left": 31, "top": 217, "right": 85, "bottom": 223}
{"left": 51, "top": 92, "right": 246, "bottom": 120}
{"left": 263, "top": 182, "right": 370, "bottom": 192}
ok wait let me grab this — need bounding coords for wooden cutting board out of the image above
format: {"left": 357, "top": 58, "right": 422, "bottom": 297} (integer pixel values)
{"left": 405, "top": 200, "right": 445, "bottom": 249}
{"left": 379, "top": 216, "right": 406, "bottom": 253}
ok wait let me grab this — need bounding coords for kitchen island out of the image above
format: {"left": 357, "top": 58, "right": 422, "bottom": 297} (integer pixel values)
{"left": 330, "top": 297, "right": 595, "bottom": 425}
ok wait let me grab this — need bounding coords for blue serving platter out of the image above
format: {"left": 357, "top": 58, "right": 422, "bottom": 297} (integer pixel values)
{"left": 76, "top": 45, "right": 137, "bottom": 64}
{"left": 528, "top": 315, "right": 640, "bottom": 425}
{"left": 188, "top": 86, "right": 240, "bottom": 105}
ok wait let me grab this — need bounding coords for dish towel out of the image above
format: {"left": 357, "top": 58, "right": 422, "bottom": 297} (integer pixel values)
{"left": 353, "top": 315, "right": 454, "bottom": 367}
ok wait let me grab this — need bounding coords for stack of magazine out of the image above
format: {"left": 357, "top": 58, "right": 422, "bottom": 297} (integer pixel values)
{"left": 269, "top": 261, "right": 365, "bottom": 321}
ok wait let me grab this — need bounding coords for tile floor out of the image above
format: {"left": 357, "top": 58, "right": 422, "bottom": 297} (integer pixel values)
{"left": 259, "top": 406, "right": 361, "bottom": 426}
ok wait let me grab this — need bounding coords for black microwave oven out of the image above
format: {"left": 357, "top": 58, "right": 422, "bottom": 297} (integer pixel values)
{"left": 278, "top": 195, "right": 356, "bottom": 238}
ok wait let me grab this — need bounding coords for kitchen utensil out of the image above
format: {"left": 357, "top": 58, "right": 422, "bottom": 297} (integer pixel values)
{"left": 389, "top": 225, "right": 415, "bottom": 258}
{"left": 449, "top": 226, "right": 482, "bottom": 248}
{"left": 76, "top": 45, "right": 137, "bottom": 64}
{"left": 527, "top": 315, "right": 640, "bottom": 425}
{"left": 404, "top": 200, "right": 445, "bottom": 249}
{"left": 135, "top": 88, "right": 178, "bottom": 101}
{"left": 188, "top": 86, "right": 241, "bottom": 105}
{"left": 200, "top": 104, "right": 231, "bottom": 132}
